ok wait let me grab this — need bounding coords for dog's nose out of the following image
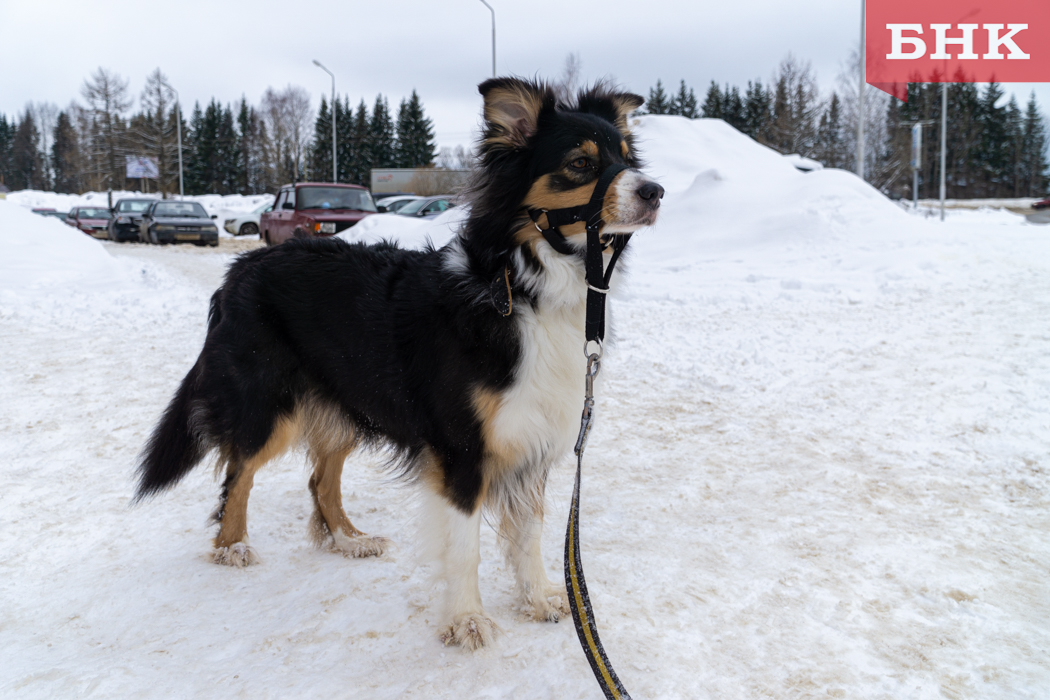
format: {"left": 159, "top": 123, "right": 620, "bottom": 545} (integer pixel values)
{"left": 636, "top": 182, "right": 664, "bottom": 204}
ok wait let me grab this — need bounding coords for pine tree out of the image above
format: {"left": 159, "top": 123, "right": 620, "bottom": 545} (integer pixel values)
{"left": 367, "top": 95, "right": 395, "bottom": 173}
{"left": 742, "top": 80, "right": 771, "bottom": 142}
{"left": 395, "top": 90, "right": 436, "bottom": 168}
{"left": 311, "top": 95, "right": 334, "bottom": 181}
{"left": 815, "top": 93, "right": 844, "bottom": 168}
{"left": 11, "top": 110, "right": 45, "bottom": 190}
{"left": 336, "top": 96, "right": 354, "bottom": 184}
{"left": 217, "top": 104, "right": 240, "bottom": 194}
{"left": 184, "top": 102, "right": 205, "bottom": 194}
{"left": 722, "top": 85, "right": 746, "bottom": 131}
{"left": 80, "top": 67, "right": 132, "bottom": 190}
{"left": 1021, "top": 92, "right": 1048, "bottom": 196}
{"left": 646, "top": 80, "right": 670, "bottom": 115}
{"left": 700, "top": 81, "right": 722, "bottom": 119}
{"left": 976, "top": 82, "right": 1008, "bottom": 196}
{"left": 672, "top": 80, "right": 699, "bottom": 119}
{"left": 52, "top": 111, "right": 81, "bottom": 193}
{"left": 350, "top": 100, "right": 371, "bottom": 186}
{"left": 0, "top": 114, "right": 14, "bottom": 189}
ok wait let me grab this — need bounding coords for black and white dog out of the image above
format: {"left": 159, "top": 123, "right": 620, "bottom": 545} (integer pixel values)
{"left": 136, "top": 77, "right": 663, "bottom": 649}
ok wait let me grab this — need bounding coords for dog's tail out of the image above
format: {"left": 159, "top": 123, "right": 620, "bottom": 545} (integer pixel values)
{"left": 135, "top": 358, "right": 212, "bottom": 501}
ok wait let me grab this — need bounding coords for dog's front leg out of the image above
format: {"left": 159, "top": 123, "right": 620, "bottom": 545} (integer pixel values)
{"left": 501, "top": 508, "right": 570, "bottom": 622}
{"left": 424, "top": 488, "right": 499, "bottom": 649}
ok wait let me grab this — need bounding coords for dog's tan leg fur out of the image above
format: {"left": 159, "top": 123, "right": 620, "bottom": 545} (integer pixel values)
{"left": 308, "top": 448, "right": 387, "bottom": 558}
{"left": 213, "top": 416, "right": 298, "bottom": 566}
{"left": 500, "top": 507, "right": 570, "bottom": 622}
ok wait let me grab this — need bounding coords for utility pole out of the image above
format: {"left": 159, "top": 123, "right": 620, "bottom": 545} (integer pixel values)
{"left": 857, "top": 0, "right": 866, "bottom": 182}
{"left": 165, "top": 82, "right": 185, "bottom": 200}
{"left": 313, "top": 60, "right": 337, "bottom": 183}
{"left": 940, "top": 83, "right": 947, "bottom": 221}
{"left": 480, "top": 0, "right": 496, "bottom": 77}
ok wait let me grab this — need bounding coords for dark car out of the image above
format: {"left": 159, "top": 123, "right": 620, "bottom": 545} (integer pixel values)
{"left": 109, "top": 198, "right": 156, "bottom": 242}
{"left": 395, "top": 195, "right": 455, "bottom": 219}
{"left": 68, "top": 206, "right": 112, "bottom": 238}
{"left": 140, "top": 200, "right": 220, "bottom": 246}
{"left": 32, "top": 207, "right": 70, "bottom": 223}
{"left": 260, "top": 183, "right": 377, "bottom": 246}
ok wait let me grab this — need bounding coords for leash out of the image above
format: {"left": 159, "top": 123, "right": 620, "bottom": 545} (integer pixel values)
{"left": 529, "top": 163, "right": 634, "bottom": 699}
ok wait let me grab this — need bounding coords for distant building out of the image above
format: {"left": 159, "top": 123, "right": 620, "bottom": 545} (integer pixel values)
{"left": 371, "top": 168, "right": 469, "bottom": 196}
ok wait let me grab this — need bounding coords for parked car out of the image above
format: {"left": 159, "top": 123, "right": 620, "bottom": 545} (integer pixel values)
{"left": 68, "top": 206, "right": 112, "bottom": 238}
{"left": 261, "top": 182, "right": 377, "bottom": 246}
{"left": 1027, "top": 197, "right": 1050, "bottom": 224}
{"left": 375, "top": 195, "right": 422, "bottom": 213}
{"left": 395, "top": 195, "right": 456, "bottom": 219}
{"left": 31, "top": 207, "right": 70, "bottom": 223}
{"left": 140, "top": 200, "right": 219, "bottom": 246}
{"left": 223, "top": 200, "right": 274, "bottom": 237}
{"left": 109, "top": 198, "right": 156, "bottom": 242}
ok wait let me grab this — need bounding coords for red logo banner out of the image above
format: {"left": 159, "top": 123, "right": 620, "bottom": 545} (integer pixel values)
{"left": 866, "top": 0, "right": 1050, "bottom": 100}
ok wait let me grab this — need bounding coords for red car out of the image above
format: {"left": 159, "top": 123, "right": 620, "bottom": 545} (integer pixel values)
{"left": 261, "top": 183, "right": 377, "bottom": 246}
{"left": 67, "top": 206, "right": 113, "bottom": 238}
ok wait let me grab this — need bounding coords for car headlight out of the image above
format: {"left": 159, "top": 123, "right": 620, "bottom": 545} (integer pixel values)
{"left": 117, "top": 216, "right": 129, "bottom": 223}
{"left": 315, "top": 222, "right": 336, "bottom": 234}
{"left": 224, "top": 219, "right": 235, "bottom": 226}
{"left": 203, "top": 226, "right": 218, "bottom": 233}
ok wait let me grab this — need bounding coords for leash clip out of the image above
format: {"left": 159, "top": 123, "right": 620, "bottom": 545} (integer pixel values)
{"left": 574, "top": 352, "right": 602, "bottom": 457}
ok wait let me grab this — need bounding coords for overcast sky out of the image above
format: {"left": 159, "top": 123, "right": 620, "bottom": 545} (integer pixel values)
{"left": 3, "top": 0, "right": 1048, "bottom": 153}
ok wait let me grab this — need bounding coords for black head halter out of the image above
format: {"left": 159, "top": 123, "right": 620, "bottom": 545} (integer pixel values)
{"left": 526, "top": 163, "right": 631, "bottom": 344}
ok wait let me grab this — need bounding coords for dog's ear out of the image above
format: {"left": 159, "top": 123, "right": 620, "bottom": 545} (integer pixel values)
{"left": 577, "top": 87, "right": 644, "bottom": 136}
{"left": 478, "top": 78, "right": 551, "bottom": 150}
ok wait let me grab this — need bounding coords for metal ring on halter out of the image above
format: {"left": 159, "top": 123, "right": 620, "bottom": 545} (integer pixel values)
{"left": 533, "top": 209, "right": 549, "bottom": 233}
{"left": 584, "top": 338, "right": 603, "bottom": 360}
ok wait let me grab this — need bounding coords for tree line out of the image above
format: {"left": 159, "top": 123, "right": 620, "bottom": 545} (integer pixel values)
{"left": 643, "top": 54, "right": 1049, "bottom": 199}
{"left": 0, "top": 67, "right": 437, "bottom": 196}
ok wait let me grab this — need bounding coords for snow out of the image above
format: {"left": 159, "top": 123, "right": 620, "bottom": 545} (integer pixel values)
{"left": 2, "top": 115, "right": 1048, "bottom": 699}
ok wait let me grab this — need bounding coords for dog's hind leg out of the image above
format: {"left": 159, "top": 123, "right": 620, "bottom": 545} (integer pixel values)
{"left": 212, "top": 416, "right": 298, "bottom": 567}
{"left": 307, "top": 447, "right": 387, "bottom": 558}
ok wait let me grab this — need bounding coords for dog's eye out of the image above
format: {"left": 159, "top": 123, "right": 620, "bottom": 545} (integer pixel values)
{"left": 569, "top": 157, "right": 589, "bottom": 170}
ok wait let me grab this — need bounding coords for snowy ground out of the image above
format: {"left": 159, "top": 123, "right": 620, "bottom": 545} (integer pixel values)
{"left": 2, "top": 116, "right": 1048, "bottom": 699}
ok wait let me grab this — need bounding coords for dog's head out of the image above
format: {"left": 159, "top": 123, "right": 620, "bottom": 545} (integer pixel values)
{"left": 463, "top": 78, "right": 663, "bottom": 265}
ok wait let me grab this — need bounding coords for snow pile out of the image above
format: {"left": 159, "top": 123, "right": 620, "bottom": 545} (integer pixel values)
{"left": 337, "top": 207, "right": 466, "bottom": 249}
{"left": 0, "top": 200, "right": 127, "bottom": 292}
{"left": 6, "top": 189, "right": 273, "bottom": 223}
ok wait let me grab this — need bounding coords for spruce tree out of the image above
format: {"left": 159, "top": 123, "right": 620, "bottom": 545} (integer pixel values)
{"left": 350, "top": 100, "right": 371, "bottom": 186}
{"left": 52, "top": 111, "right": 81, "bottom": 193}
{"left": 336, "top": 96, "right": 354, "bottom": 184}
{"left": 311, "top": 94, "right": 334, "bottom": 181}
{"left": 185, "top": 102, "right": 205, "bottom": 194}
{"left": 673, "top": 80, "right": 699, "bottom": 119}
{"left": 0, "top": 114, "right": 14, "bottom": 189}
{"left": 646, "top": 80, "right": 670, "bottom": 115}
{"left": 367, "top": 95, "right": 395, "bottom": 172}
{"left": 1022, "top": 93, "right": 1048, "bottom": 196}
{"left": 11, "top": 111, "right": 44, "bottom": 190}
{"left": 722, "top": 85, "right": 746, "bottom": 131}
{"left": 395, "top": 90, "right": 436, "bottom": 168}
{"left": 700, "top": 81, "right": 723, "bottom": 119}
{"left": 743, "top": 80, "right": 771, "bottom": 142}
{"left": 217, "top": 104, "right": 240, "bottom": 194}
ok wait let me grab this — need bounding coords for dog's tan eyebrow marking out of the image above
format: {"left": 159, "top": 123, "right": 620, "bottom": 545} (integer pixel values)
{"left": 621, "top": 141, "right": 629, "bottom": 158}
{"left": 580, "top": 140, "right": 598, "bottom": 157}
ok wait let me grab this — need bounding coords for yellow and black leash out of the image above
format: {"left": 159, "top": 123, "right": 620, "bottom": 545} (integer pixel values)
{"left": 566, "top": 349, "right": 632, "bottom": 700}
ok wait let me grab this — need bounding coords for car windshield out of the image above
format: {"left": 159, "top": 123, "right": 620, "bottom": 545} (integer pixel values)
{"left": 79, "top": 208, "right": 110, "bottom": 219}
{"left": 153, "top": 202, "right": 209, "bottom": 218}
{"left": 254, "top": 201, "right": 273, "bottom": 214}
{"left": 117, "top": 200, "right": 152, "bottom": 213}
{"left": 297, "top": 187, "right": 377, "bottom": 212}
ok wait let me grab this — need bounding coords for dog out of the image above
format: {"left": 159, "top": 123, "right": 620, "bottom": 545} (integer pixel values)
{"left": 135, "top": 77, "right": 664, "bottom": 650}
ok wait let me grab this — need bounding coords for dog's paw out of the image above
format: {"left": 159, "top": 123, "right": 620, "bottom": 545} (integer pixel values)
{"left": 439, "top": 613, "right": 499, "bottom": 650}
{"left": 213, "top": 541, "right": 259, "bottom": 567}
{"left": 332, "top": 532, "right": 389, "bottom": 558}
{"left": 523, "top": 583, "right": 572, "bottom": 622}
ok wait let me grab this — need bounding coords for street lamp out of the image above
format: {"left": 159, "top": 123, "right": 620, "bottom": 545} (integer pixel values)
{"left": 480, "top": 0, "right": 496, "bottom": 77}
{"left": 313, "top": 60, "right": 337, "bottom": 183}
{"left": 161, "top": 80, "right": 185, "bottom": 199}
{"left": 857, "top": 0, "right": 866, "bottom": 181}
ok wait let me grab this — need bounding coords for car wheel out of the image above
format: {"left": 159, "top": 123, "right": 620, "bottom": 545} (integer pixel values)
{"left": 263, "top": 230, "right": 272, "bottom": 246}
{"left": 239, "top": 222, "right": 259, "bottom": 238}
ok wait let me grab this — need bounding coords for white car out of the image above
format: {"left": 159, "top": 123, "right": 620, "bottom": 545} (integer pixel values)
{"left": 223, "top": 201, "right": 273, "bottom": 237}
{"left": 375, "top": 195, "right": 423, "bottom": 213}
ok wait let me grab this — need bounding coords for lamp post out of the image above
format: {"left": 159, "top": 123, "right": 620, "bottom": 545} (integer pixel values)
{"left": 313, "top": 60, "right": 337, "bottom": 183}
{"left": 479, "top": 0, "right": 496, "bottom": 77}
{"left": 857, "top": 0, "right": 866, "bottom": 181}
{"left": 164, "top": 82, "right": 185, "bottom": 200}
